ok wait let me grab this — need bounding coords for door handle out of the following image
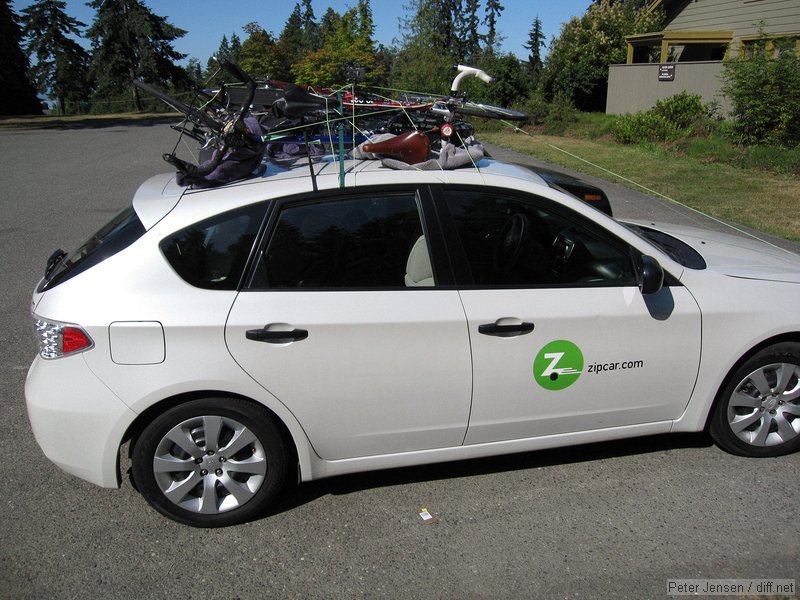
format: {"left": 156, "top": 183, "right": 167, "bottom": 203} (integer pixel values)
{"left": 246, "top": 327, "right": 308, "bottom": 343}
{"left": 478, "top": 322, "right": 534, "bottom": 337}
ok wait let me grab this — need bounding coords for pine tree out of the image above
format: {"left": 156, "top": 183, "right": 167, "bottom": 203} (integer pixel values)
{"left": 523, "top": 15, "right": 545, "bottom": 91}
{"left": 299, "top": 0, "right": 319, "bottom": 51}
{"left": 229, "top": 33, "right": 242, "bottom": 63}
{"left": 483, "top": 0, "right": 504, "bottom": 54}
{"left": 459, "top": 0, "right": 482, "bottom": 63}
{"left": 86, "top": 0, "right": 188, "bottom": 111}
{"left": 21, "top": 0, "right": 91, "bottom": 114}
{"left": 0, "top": 0, "right": 43, "bottom": 114}
{"left": 355, "top": 0, "right": 374, "bottom": 44}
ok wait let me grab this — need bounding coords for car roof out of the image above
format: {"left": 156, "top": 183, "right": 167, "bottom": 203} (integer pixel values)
{"left": 132, "top": 156, "right": 559, "bottom": 230}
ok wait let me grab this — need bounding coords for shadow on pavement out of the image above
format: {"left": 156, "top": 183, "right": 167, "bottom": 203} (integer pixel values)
{"left": 266, "top": 432, "right": 714, "bottom": 519}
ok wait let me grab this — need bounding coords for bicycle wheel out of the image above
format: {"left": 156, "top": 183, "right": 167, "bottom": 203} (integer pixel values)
{"left": 134, "top": 80, "right": 225, "bottom": 133}
{"left": 454, "top": 101, "right": 527, "bottom": 122}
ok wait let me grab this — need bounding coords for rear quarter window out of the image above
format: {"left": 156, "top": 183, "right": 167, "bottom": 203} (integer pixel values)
{"left": 160, "top": 203, "right": 266, "bottom": 290}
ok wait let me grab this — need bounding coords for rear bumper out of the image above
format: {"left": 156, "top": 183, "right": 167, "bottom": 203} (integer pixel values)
{"left": 25, "top": 353, "right": 137, "bottom": 488}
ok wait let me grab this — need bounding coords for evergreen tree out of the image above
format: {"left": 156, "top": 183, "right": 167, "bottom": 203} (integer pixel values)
{"left": 300, "top": 0, "right": 319, "bottom": 51}
{"left": 270, "top": 4, "right": 305, "bottom": 80}
{"left": 483, "top": 0, "right": 504, "bottom": 54}
{"left": 319, "top": 7, "right": 339, "bottom": 38}
{"left": 86, "top": 0, "right": 188, "bottom": 111}
{"left": 21, "top": 0, "right": 91, "bottom": 114}
{"left": 355, "top": 0, "right": 374, "bottom": 44}
{"left": 459, "top": 0, "right": 482, "bottom": 63}
{"left": 185, "top": 57, "right": 202, "bottom": 85}
{"left": 205, "top": 34, "right": 232, "bottom": 83}
{"left": 523, "top": 15, "right": 545, "bottom": 91}
{"left": 217, "top": 34, "right": 231, "bottom": 59}
{"left": 0, "top": 0, "right": 43, "bottom": 114}
{"left": 229, "top": 33, "right": 242, "bottom": 63}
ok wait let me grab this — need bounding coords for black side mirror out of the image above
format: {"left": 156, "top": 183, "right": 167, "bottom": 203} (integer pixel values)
{"left": 638, "top": 254, "right": 664, "bottom": 295}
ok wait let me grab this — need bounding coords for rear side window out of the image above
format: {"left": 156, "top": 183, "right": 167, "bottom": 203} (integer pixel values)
{"left": 39, "top": 206, "right": 146, "bottom": 291}
{"left": 160, "top": 203, "right": 266, "bottom": 290}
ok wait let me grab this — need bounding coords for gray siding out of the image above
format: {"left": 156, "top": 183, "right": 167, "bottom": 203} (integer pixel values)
{"left": 667, "top": 0, "right": 800, "bottom": 54}
{"left": 606, "top": 62, "right": 732, "bottom": 114}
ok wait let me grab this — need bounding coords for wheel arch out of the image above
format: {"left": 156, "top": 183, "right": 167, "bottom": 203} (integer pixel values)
{"left": 123, "top": 390, "right": 301, "bottom": 483}
{"left": 703, "top": 332, "right": 800, "bottom": 431}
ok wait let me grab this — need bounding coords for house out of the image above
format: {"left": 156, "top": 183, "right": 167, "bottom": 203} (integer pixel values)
{"left": 605, "top": 0, "right": 800, "bottom": 115}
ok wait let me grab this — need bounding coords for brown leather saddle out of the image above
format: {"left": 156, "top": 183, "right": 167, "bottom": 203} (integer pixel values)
{"left": 362, "top": 130, "right": 431, "bottom": 165}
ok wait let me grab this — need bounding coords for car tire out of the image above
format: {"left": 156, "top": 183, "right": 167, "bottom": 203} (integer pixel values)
{"left": 710, "top": 342, "right": 800, "bottom": 457}
{"left": 132, "top": 398, "right": 287, "bottom": 527}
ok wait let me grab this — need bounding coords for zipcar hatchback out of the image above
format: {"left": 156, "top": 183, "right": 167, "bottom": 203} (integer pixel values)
{"left": 26, "top": 157, "right": 800, "bottom": 527}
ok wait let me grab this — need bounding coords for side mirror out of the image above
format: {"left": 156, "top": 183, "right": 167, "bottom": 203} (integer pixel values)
{"left": 638, "top": 255, "right": 664, "bottom": 295}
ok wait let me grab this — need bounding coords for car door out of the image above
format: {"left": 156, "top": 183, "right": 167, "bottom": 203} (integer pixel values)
{"left": 225, "top": 189, "right": 472, "bottom": 460}
{"left": 439, "top": 188, "right": 702, "bottom": 444}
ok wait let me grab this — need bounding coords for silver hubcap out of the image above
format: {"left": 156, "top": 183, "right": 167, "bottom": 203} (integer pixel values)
{"left": 153, "top": 415, "right": 267, "bottom": 514}
{"left": 727, "top": 362, "right": 800, "bottom": 447}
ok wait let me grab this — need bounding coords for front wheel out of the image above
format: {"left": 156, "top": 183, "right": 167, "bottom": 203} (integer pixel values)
{"left": 132, "top": 398, "right": 288, "bottom": 527}
{"left": 710, "top": 343, "right": 800, "bottom": 457}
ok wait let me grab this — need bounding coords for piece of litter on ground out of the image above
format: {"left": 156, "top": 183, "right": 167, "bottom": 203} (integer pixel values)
{"left": 418, "top": 507, "right": 438, "bottom": 525}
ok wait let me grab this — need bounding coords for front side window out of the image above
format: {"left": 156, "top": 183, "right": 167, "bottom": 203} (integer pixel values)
{"left": 445, "top": 190, "right": 636, "bottom": 288}
{"left": 160, "top": 203, "right": 266, "bottom": 290}
{"left": 254, "top": 194, "right": 432, "bottom": 289}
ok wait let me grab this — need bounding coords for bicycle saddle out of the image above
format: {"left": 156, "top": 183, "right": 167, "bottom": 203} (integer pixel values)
{"left": 361, "top": 130, "right": 431, "bottom": 165}
{"left": 272, "top": 84, "right": 333, "bottom": 119}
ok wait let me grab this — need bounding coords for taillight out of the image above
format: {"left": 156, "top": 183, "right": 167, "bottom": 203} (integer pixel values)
{"left": 33, "top": 316, "right": 94, "bottom": 359}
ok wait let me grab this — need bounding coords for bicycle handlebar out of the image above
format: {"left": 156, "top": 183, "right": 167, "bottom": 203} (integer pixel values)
{"left": 450, "top": 65, "right": 495, "bottom": 94}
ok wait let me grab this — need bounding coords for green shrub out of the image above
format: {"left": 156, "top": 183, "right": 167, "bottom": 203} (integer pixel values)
{"left": 652, "top": 91, "right": 707, "bottom": 130}
{"left": 543, "top": 92, "right": 577, "bottom": 135}
{"left": 520, "top": 93, "right": 550, "bottom": 126}
{"left": 722, "top": 30, "right": 800, "bottom": 147}
{"left": 613, "top": 111, "right": 681, "bottom": 144}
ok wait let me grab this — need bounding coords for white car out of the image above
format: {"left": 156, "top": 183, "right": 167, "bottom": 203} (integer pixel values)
{"left": 25, "top": 157, "right": 800, "bottom": 527}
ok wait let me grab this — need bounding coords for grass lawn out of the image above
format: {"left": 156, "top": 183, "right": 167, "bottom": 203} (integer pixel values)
{"left": 481, "top": 130, "right": 800, "bottom": 243}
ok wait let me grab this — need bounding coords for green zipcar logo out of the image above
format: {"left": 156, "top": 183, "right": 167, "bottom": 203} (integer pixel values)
{"left": 534, "top": 340, "right": 584, "bottom": 390}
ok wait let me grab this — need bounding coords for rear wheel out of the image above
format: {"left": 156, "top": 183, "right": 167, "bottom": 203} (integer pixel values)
{"left": 710, "top": 343, "right": 800, "bottom": 457}
{"left": 132, "top": 398, "right": 287, "bottom": 527}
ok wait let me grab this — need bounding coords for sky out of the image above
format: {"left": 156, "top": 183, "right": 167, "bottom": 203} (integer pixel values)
{"left": 12, "top": 0, "right": 592, "bottom": 63}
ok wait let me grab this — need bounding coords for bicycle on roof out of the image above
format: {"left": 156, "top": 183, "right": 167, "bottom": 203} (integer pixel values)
{"left": 134, "top": 61, "right": 529, "bottom": 187}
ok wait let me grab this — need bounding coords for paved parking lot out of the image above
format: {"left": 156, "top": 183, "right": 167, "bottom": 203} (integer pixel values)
{"left": 1, "top": 122, "right": 797, "bottom": 599}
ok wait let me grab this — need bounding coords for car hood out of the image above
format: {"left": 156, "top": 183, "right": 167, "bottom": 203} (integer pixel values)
{"left": 632, "top": 221, "right": 800, "bottom": 283}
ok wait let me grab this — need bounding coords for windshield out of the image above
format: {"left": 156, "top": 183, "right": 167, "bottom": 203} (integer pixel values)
{"left": 38, "top": 206, "right": 146, "bottom": 291}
